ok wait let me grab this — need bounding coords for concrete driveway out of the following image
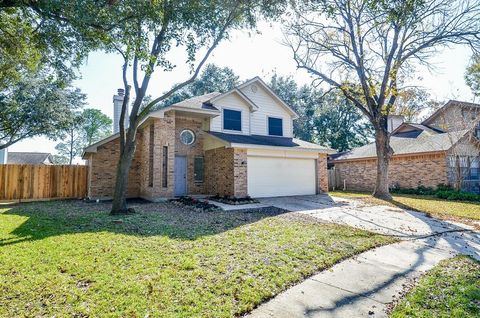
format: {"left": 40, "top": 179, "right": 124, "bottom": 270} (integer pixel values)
{"left": 246, "top": 194, "right": 479, "bottom": 318}
{"left": 257, "top": 194, "right": 478, "bottom": 238}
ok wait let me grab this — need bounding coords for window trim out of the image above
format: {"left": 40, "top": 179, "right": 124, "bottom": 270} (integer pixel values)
{"left": 179, "top": 129, "right": 196, "bottom": 145}
{"left": 222, "top": 108, "right": 243, "bottom": 132}
{"left": 267, "top": 116, "right": 284, "bottom": 136}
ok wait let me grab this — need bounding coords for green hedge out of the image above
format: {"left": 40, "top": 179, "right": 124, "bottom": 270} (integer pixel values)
{"left": 391, "top": 185, "right": 436, "bottom": 195}
{"left": 391, "top": 184, "right": 480, "bottom": 202}
{"left": 436, "top": 190, "right": 480, "bottom": 202}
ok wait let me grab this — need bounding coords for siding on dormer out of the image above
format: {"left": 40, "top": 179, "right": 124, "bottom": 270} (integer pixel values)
{"left": 240, "top": 84, "right": 293, "bottom": 138}
{"left": 210, "top": 92, "right": 251, "bottom": 134}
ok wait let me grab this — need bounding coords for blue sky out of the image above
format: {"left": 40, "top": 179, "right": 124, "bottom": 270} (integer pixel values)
{"left": 10, "top": 21, "right": 476, "bottom": 156}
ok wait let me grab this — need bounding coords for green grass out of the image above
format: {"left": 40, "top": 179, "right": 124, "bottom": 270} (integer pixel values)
{"left": 390, "top": 256, "right": 480, "bottom": 318}
{"left": 0, "top": 200, "right": 394, "bottom": 317}
{"left": 330, "top": 191, "right": 480, "bottom": 223}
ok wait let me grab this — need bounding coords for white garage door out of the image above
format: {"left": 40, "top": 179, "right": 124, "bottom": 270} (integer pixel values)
{"left": 247, "top": 156, "right": 316, "bottom": 198}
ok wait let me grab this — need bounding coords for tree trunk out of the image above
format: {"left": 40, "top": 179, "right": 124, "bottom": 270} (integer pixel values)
{"left": 373, "top": 123, "right": 393, "bottom": 200}
{"left": 110, "top": 137, "right": 136, "bottom": 215}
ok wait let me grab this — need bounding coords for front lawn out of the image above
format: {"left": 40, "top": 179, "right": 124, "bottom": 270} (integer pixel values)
{"left": 0, "top": 200, "right": 393, "bottom": 317}
{"left": 330, "top": 191, "right": 480, "bottom": 223}
{"left": 390, "top": 256, "right": 480, "bottom": 318}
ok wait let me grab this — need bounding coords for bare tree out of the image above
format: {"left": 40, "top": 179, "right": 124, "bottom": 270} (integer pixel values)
{"left": 285, "top": 0, "right": 480, "bottom": 199}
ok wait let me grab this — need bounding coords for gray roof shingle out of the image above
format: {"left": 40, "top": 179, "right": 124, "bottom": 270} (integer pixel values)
{"left": 208, "top": 131, "right": 333, "bottom": 152}
{"left": 6, "top": 152, "right": 53, "bottom": 165}
{"left": 171, "top": 92, "right": 221, "bottom": 111}
{"left": 333, "top": 130, "right": 469, "bottom": 161}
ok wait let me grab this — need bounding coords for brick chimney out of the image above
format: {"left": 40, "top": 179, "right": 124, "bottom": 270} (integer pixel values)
{"left": 113, "top": 88, "right": 128, "bottom": 134}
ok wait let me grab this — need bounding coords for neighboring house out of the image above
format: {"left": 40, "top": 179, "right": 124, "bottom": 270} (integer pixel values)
{"left": 330, "top": 100, "right": 480, "bottom": 193}
{"left": 83, "top": 77, "right": 333, "bottom": 200}
{"left": 5, "top": 152, "right": 54, "bottom": 165}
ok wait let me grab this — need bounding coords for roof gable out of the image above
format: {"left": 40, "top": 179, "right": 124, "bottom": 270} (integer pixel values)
{"left": 422, "top": 100, "right": 480, "bottom": 126}
{"left": 236, "top": 77, "right": 299, "bottom": 119}
{"left": 391, "top": 123, "right": 442, "bottom": 137}
{"left": 209, "top": 88, "right": 259, "bottom": 111}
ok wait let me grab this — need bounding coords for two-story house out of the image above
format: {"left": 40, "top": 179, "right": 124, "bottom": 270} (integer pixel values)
{"left": 331, "top": 100, "right": 480, "bottom": 193}
{"left": 83, "top": 77, "right": 333, "bottom": 201}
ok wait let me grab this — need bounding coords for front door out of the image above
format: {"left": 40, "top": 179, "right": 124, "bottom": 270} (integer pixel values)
{"left": 174, "top": 156, "right": 187, "bottom": 196}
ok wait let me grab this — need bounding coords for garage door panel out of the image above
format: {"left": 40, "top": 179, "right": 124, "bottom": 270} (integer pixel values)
{"left": 247, "top": 156, "right": 316, "bottom": 197}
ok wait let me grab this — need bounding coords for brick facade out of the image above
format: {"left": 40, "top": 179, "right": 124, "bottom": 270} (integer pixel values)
{"left": 333, "top": 152, "right": 448, "bottom": 191}
{"left": 138, "top": 112, "right": 175, "bottom": 200}
{"left": 204, "top": 147, "right": 248, "bottom": 197}
{"left": 317, "top": 153, "right": 328, "bottom": 192}
{"left": 233, "top": 148, "right": 248, "bottom": 197}
{"left": 86, "top": 136, "right": 143, "bottom": 199}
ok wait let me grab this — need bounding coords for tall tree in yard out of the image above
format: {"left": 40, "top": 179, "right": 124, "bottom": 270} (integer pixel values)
{"left": 103, "top": 1, "right": 286, "bottom": 214}
{"left": 286, "top": 0, "right": 480, "bottom": 199}
{"left": 55, "top": 112, "right": 85, "bottom": 165}
{"left": 55, "top": 109, "right": 112, "bottom": 164}
{"left": 269, "top": 74, "right": 372, "bottom": 150}
{"left": 81, "top": 109, "right": 112, "bottom": 146}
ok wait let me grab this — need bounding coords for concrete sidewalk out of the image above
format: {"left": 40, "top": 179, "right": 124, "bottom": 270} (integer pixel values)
{"left": 247, "top": 195, "right": 479, "bottom": 317}
{"left": 248, "top": 230, "right": 479, "bottom": 318}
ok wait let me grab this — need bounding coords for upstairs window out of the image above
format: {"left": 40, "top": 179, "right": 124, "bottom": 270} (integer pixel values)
{"left": 268, "top": 117, "right": 283, "bottom": 136}
{"left": 223, "top": 109, "right": 241, "bottom": 131}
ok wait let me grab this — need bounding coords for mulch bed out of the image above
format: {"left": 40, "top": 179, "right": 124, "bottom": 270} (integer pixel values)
{"left": 170, "top": 196, "right": 222, "bottom": 212}
{"left": 209, "top": 195, "right": 259, "bottom": 205}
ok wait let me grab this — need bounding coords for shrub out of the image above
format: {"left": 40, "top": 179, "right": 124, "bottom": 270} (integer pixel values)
{"left": 437, "top": 183, "right": 454, "bottom": 192}
{"left": 391, "top": 185, "right": 435, "bottom": 195}
{"left": 435, "top": 190, "right": 480, "bottom": 202}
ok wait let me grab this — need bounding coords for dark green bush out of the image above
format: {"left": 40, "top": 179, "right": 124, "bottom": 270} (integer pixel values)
{"left": 436, "top": 183, "right": 454, "bottom": 192}
{"left": 391, "top": 185, "right": 435, "bottom": 195}
{"left": 391, "top": 184, "right": 480, "bottom": 202}
{"left": 435, "top": 190, "right": 480, "bottom": 202}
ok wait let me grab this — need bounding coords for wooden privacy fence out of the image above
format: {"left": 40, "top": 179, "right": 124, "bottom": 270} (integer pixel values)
{"left": 328, "top": 168, "right": 343, "bottom": 191}
{"left": 0, "top": 164, "right": 88, "bottom": 201}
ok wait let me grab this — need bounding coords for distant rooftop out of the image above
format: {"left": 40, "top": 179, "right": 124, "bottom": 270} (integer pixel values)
{"left": 6, "top": 152, "right": 53, "bottom": 165}
{"left": 333, "top": 130, "right": 468, "bottom": 161}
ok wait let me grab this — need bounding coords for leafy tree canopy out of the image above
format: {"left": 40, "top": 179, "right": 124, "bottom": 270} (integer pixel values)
{"left": 55, "top": 108, "right": 112, "bottom": 164}
{"left": 81, "top": 109, "right": 112, "bottom": 146}
{"left": 55, "top": 112, "right": 85, "bottom": 165}
{"left": 158, "top": 64, "right": 241, "bottom": 108}
{"left": 270, "top": 74, "right": 373, "bottom": 151}
{"left": 0, "top": 1, "right": 107, "bottom": 88}
{"left": 466, "top": 55, "right": 480, "bottom": 97}
{"left": 0, "top": 72, "right": 86, "bottom": 149}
